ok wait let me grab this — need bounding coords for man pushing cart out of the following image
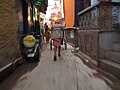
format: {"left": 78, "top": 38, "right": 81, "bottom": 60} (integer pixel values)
{"left": 50, "top": 24, "right": 67, "bottom": 61}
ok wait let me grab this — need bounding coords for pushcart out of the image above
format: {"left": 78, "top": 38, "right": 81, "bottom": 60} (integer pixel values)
{"left": 50, "top": 25, "right": 67, "bottom": 50}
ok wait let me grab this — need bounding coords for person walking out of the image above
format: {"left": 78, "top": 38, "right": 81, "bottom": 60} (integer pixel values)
{"left": 51, "top": 24, "right": 63, "bottom": 61}
{"left": 44, "top": 23, "right": 50, "bottom": 44}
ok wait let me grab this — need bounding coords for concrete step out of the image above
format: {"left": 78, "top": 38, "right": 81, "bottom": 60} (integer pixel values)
{"left": 100, "top": 59, "right": 120, "bottom": 79}
{"left": 111, "top": 42, "right": 120, "bottom": 52}
{"left": 106, "top": 51, "right": 120, "bottom": 64}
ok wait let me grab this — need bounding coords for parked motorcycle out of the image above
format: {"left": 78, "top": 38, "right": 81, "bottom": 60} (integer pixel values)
{"left": 21, "top": 33, "right": 41, "bottom": 62}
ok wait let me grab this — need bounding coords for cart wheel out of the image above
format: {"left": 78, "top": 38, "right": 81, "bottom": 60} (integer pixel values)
{"left": 35, "top": 48, "right": 40, "bottom": 62}
{"left": 50, "top": 41, "right": 52, "bottom": 50}
{"left": 64, "top": 39, "right": 67, "bottom": 50}
{"left": 64, "top": 42, "right": 67, "bottom": 50}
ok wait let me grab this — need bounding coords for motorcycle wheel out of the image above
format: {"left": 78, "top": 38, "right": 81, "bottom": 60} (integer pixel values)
{"left": 34, "top": 48, "right": 41, "bottom": 62}
{"left": 50, "top": 42, "right": 52, "bottom": 50}
{"left": 34, "top": 54, "right": 40, "bottom": 62}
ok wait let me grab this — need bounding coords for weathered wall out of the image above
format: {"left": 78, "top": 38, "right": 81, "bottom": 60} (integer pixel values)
{"left": 99, "top": 31, "right": 120, "bottom": 59}
{"left": 78, "top": 31, "right": 99, "bottom": 62}
{"left": 0, "top": 0, "right": 20, "bottom": 68}
{"left": 99, "top": 31, "right": 120, "bottom": 79}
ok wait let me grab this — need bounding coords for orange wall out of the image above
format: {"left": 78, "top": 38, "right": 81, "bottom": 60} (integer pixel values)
{"left": 63, "top": 0, "right": 74, "bottom": 28}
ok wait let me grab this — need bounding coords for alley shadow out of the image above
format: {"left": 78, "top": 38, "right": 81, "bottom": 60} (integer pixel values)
{"left": 0, "top": 61, "right": 39, "bottom": 90}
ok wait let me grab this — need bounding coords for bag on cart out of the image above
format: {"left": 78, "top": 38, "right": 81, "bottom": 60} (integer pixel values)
{"left": 51, "top": 24, "right": 63, "bottom": 39}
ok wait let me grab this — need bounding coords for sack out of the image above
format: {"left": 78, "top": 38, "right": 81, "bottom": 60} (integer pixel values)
{"left": 51, "top": 27, "right": 63, "bottom": 39}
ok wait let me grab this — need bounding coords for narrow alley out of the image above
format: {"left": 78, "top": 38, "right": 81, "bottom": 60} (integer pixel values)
{"left": 0, "top": 0, "right": 120, "bottom": 90}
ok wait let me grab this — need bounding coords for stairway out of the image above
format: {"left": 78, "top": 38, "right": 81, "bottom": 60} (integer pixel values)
{"left": 100, "top": 42, "right": 120, "bottom": 79}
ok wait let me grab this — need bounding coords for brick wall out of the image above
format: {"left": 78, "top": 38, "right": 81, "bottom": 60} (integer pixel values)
{"left": 0, "top": 0, "right": 20, "bottom": 68}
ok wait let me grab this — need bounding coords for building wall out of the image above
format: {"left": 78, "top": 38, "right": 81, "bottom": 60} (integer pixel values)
{"left": 78, "top": 31, "right": 99, "bottom": 62}
{"left": 99, "top": 31, "right": 120, "bottom": 79}
{"left": 74, "top": 0, "right": 91, "bottom": 27}
{"left": 99, "top": 31, "right": 120, "bottom": 60}
{"left": 0, "top": 0, "right": 20, "bottom": 68}
{"left": 74, "top": 0, "right": 84, "bottom": 27}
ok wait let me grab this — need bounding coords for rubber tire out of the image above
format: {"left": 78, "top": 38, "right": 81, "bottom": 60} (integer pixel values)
{"left": 65, "top": 42, "right": 67, "bottom": 50}
{"left": 64, "top": 39, "right": 67, "bottom": 50}
{"left": 35, "top": 54, "right": 40, "bottom": 62}
{"left": 35, "top": 48, "right": 41, "bottom": 62}
{"left": 50, "top": 41, "right": 52, "bottom": 50}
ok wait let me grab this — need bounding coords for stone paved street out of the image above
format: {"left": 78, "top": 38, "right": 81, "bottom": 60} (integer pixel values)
{"left": 0, "top": 44, "right": 112, "bottom": 90}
